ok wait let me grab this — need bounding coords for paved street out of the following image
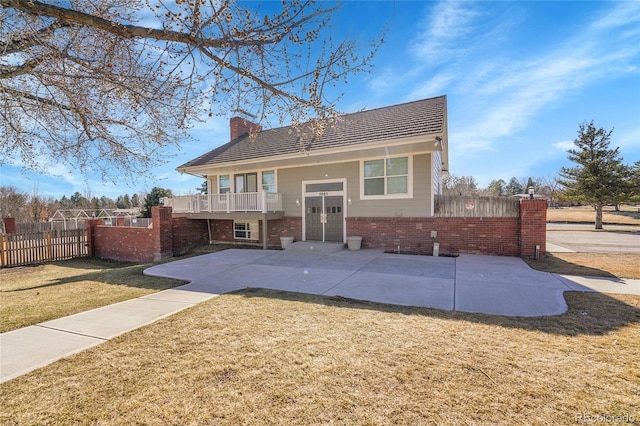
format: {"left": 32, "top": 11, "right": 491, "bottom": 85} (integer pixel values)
{"left": 546, "top": 224, "right": 640, "bottom": 253}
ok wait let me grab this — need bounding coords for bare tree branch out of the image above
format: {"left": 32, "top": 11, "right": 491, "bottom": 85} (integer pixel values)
{"left": 0, "top": 0, "right": 384, "bottom": 181}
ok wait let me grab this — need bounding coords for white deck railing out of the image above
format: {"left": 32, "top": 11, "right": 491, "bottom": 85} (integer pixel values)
{"left": 162, "top": 192, "right": 283, "bottom": 214}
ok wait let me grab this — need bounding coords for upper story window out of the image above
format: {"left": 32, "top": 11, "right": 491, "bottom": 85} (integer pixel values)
{"left": 219, "top": 175, "right": 230, "bottom": 193}
{"left": 362, "top": 156, "right": 412, "bottom": 199}
{"left": 262, "top": 170, "right": 276, "bottom": 192}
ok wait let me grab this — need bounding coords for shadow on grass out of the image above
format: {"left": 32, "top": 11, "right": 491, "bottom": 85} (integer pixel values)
{"left": 236, "top": 288, "right": 640, "bottom": 337}
{"left": 524, "top": 255, "right": 619, "bottom": 280}
{"left": 1, "top": 259, "right": 183, "bottom": 293}
{"left": 1, "top": 244, "right": 260, "bottom": 293}
{"left": 611, "top": 210, "right": 640, "bottom": 221}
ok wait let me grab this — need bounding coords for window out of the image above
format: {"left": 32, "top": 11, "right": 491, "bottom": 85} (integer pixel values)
{"left": 234, "top": 220, "right": 259, "bottom": 240}
{"left": 306, "top": 182, "right": 343, "bottom": 192}
{"left": 235, "top": 173, "right": 257, "bottom": 193}
{"left": 219, "top": 175, "right": 230, "bottom": 194}
{"left": 363, "top": 156, "right": 410, "bottom": 197}
{"left": 262, "top": 170, "right": 275, "bottom": 192}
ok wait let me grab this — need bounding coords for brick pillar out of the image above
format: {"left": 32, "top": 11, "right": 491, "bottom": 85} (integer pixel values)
{"left": 519, "top": 199, "right": 547, "bottom": 259}
{"left": 3, "top": 217, "right": 16, "bottom": 234}
{"left": 86, "top": 219, "right": 102, "bottom": 257}
{"left": 152, "top": 206, "right": 173, "bottom": 261}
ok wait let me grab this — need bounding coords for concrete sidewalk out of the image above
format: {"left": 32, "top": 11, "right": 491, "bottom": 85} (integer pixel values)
{"left": 2, "top": 246, "right": 638, "bottom": 383}
{"left": 1, "top": 289, "right": 213, "bottom": 383}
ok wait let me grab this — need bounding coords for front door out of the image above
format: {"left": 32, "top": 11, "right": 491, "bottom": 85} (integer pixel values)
{"left": 324, "top": 196, "right": 344, "bottom": 242}
{"left": 304, "top": 194, "right": 344, "bottom": 242}
{"left": 305, "top": 196, "right": 323, "bottom": 241}
{"left": 302, "top": 179, "right": 346, "bottom": 243}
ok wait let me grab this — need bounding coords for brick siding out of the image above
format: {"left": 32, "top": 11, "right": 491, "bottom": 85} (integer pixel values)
{"left": 88, "top": 200, "right": 546, "bottom": 261}
{"left": 172, "top": 216, "right": 209, "bottom": 255}
{"left": 90, "top": 207, "right": 209, "bottom": 262}
{"left": 346, "top": 217, "right": 520, "bottom": 256}
{"left": 519, "top": 199, "right": 547, "bottom": 258}
{"left": 267, "top": 217, "right": 303, "bottom": 246}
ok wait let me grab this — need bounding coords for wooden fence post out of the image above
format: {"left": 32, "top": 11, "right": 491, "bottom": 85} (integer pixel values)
{"left": 0, "top": 233, "right": 8, "bottom": 267}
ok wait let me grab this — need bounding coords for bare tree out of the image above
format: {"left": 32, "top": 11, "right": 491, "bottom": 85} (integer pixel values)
{"left": 535, "top": 176, "right": 562, "bottom": 206}
{"left": 1, "top": 0, "right": 383, "bottom": 180}
{"left": 0, "top": 185, "right": 28, "bottom": 220}
{"left": 442, "top": 174, "right": 479, "bottom": 196}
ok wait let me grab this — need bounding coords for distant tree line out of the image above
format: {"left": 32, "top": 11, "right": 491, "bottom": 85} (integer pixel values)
{"left": 0, "top": 188, "right": 144, "bottom": 223}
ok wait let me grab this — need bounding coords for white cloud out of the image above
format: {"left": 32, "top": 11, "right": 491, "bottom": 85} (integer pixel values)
{"left": 592, "top": 1, "right": 640, "bottom": 30}
{"left": 427, "top": 1, "right": 640, "bottom": 154}
{"left": 410, "top": 1, "right": 479, "bottom": 62}
{"left": 552, "top": 140, "right": 574, "bottom": 152}
{"left": 409, "top": 73, "right": 455, "bottom": 101}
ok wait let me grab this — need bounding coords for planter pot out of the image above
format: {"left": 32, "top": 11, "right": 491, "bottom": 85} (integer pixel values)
{"left": 346, "top": 236, "right": 362, "bottom": 251}
{"left": 280, "top": 236, "right": 294, "bottom": 248}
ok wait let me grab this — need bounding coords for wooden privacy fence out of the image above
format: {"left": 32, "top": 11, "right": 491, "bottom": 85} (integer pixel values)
{"left": 434, "top": 195, "right": 520, "bottom": 217}
{"left": 0, "top": 229, "right": 89, "bottom": 268}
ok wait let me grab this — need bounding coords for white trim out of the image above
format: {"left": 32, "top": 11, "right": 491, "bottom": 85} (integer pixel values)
{"left": 301, "top": 178, "right": 347, "bottom": 243}
{"left": 180, "top": 136, "right": 442, "bottom": 175}
{"left": 359, "top": 155, "right": 413, "bottom": 200}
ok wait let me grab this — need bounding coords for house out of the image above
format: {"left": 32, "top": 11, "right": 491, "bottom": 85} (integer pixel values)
{"left": 168, "top": 96, "right": 449, "bottom": 249}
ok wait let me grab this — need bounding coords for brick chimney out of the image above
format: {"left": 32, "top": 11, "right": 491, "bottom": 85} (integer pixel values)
{"left": 230, "top": 116, "right": 262, "bottom": 140}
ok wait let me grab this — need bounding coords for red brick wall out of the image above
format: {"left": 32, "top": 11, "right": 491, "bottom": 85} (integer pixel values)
{"left": 346, "top": 217, "right": 520, "bottom": 256}
{"left": 94, "top": 226, "right": 156, "bottom": 262}
{"left": 90, "top": 207, "right": 211, "bottom": 262}
{"left": 210, "top": 219, "right": 234, "bottom": 241}
{"left": 267, "top": 217, "right": 302, "bottom": 246}
{"left": 152, "top": 206, "right": 173, "bottom": 260}
{"left": 172, "top": 216, "right": 209, "bottom": 255}
{"left": 88, "top": 200, "right": 546, "bottom": 261}
{"left": 205, "top": 204, "right": 546, "bottom": 257}
{"left": 519, "top": 199, "right": 547, "bottom": 258}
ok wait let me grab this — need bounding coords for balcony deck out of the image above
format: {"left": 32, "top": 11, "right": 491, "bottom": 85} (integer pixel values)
{"left": 163, "top": 192, "right": 283, "bottom": 214}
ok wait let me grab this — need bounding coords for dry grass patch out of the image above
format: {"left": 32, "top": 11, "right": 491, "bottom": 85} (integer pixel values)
{"left": 2, "top": 289, "right": 639, "bottom": 425}
{"left": 0, "top": 244, "right": 257, "bottom": 333}
{"left": 525, "top": 253, "right": 640, "bottom": 279}
{"left": 0, "top": 259, "right": 184, "bottom": 333}
{"left": 547, "top": 205, "right": 640, "bottom": 225}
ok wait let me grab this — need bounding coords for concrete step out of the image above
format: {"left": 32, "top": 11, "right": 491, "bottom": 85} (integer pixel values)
{"left": 284, "top": 241, "right": 345, "bottom": 254}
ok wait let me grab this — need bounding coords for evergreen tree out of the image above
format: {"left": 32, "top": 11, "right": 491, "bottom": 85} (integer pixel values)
{"left": 505, "top": 177, "right": 523, "bottom": 196}
{"left": 558, "top": 121, "right": 629, "bottom": 229}
{"left": 131, "top": 194, "right": 141, "bottom": 209}
{"left": 486, "top": 179, "right": 506, "bottom": 196}
{"left": 197, "top": 180, "right": 208, "bottom": 194}
{"left": 142, "top": 187, "right": 173, "bottom": 218}
{"left": 628, "top": 161, "right": 640, "bottom": 205}
{"left": 525, "top": 177, "right": 536, "bottom": 190}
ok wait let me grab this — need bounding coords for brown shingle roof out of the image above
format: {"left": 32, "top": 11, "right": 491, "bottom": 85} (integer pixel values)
{"left": 178, "top": 95, "right": 446, "bottom": 169}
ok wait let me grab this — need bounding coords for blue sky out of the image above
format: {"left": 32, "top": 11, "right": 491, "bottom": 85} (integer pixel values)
{"left": 2, "top": 0, "right": 639, "bottom": 199}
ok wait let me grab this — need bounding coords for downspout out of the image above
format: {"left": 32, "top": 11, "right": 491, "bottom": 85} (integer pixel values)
{"left": 207, "top": 219, "right": 213, "bottom": 244}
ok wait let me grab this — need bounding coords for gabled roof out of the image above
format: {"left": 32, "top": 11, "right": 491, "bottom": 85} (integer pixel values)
{"left": 178, "top": 95, "right": 447, "bottom": 170}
